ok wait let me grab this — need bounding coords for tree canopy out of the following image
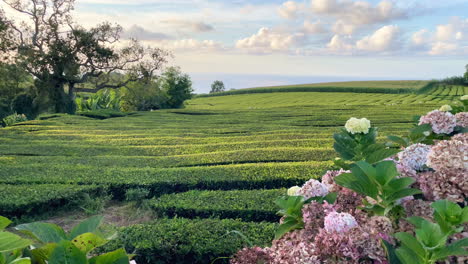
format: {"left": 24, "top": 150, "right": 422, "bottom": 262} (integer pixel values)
{"left": 210, "top": 80, "right": 225, "bottom": 93}
{"left": 0, "top": 0, "right": 169, "bottom": 114}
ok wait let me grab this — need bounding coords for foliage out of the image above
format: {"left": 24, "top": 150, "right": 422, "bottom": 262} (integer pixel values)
{"left": 2, "top": 113, "right": 27, "bottom": 127}
{"left": 334, "top": 160, "right": 421, "bottom": 216}
{"left": 11, "top": 93, "right": 35, "bottom": 119}
{"left": 121, "top": 79, "right": 168, "bottom": 111}
{"left": 125, "top": 188, "right": 150, "bottom": 202}
{"left": 160, "top": 67, "right": 193, "bottom": 108}
{"left": 333, "top": 127, "right": 399, "bottom": 165}
{"left": 274, "top": 192, "right": 336, "bottom": 239}
{"left": 385, "top": 200, "right": 468, "bottom": 264}
{"left": 77, "top": 109, "right": 128, "bottom": 119}
{"left": 103, "top": 218, "right": 276, "bottom": 264}
{"left": 1, "top": 0, "right": 169, "bottom": 114}
{"left": 0, "top": 216, "right": 32, "bottom": 264}
{"left": 14, "top": 215, "right": 133, "bottom": 264}
{"left": 151, "top": 189, "right": 284, "bottom": 222}
{"left": 76, "top": 89, "right": 123, "bottom": 112}
{"left": 210, "top": 80, "right": 226, "bottom": 94}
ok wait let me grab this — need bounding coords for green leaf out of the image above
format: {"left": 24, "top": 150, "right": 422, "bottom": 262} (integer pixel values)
{"left": 0, "top": 217, "right": 11, "bottom": 231}
{"left": 324, "top": 192, "right": 337, "bottom": 204}
{"left": 432, "top": 200, "right": 463, "bottom": 225}
{"left": 396, "top": 247, "right": 421, "bottom": 264}
{"left": 69, "top": 216, "right": 104, "bottom": 240}
{"left": 387, "top": 135, "right": 409, "bottom": 148}
{"left": 0, "top": 232, "right": 32, "bottom": 253}
{"left": 375, "top": 160, "right": 398, "bottom": 185}
{"left": 395, "top": 232, "right": 426, "bottom": 260}
{"left": 16, "top": 223, "right": 67, "bottom": 244}
{"left": 388, "top": 188, "right": 421, "bottom": 202}
{"left": 9, "top": 258, "right": 31, "bottom": 264}
{"left": 364, "top": 145, "right": 399, "bottom": 164}
{"left": 434, "top": 238, "right": 468, "bottom": 260}
{"left": 71, "top": 233, "right": 108, "bottom": 254}
{"left": 334, "top": 173, "right": 356, "bottom": 189}
{"left": 387, "top": 178, "right": 415, "bottom": 191}
{"left": 382, "top": 239, "right": 402, "bottom": 264}
{"left": 30, "top": 244, "right": 58, "bottom": 264}
{"left": 416, "top": 220, "right": 446, "bottom": 248}
{"left": 48, "top": 241, "right": 87, "bottom": 264}
{"left": 89, "top": 248, "right": 129, "bottom": 264}
{"left": 355, "top": 161, "right": 377, "bottom": 181}
{"left": 275, "top": 218, "right": 303, "bottom": 240}
{"left": 406, "top": 217, "right": 426, "bottom": 229}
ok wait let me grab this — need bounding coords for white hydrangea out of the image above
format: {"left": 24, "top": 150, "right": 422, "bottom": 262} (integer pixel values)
{"left": 324, "top": 212, "right": 358, "bottom": 233}
{"left": 397, "top": 143, "right": 431, "bottom": 171}
{"left": 461, "top": 95, "right": 468, "bottom": 101}
{"left": 345, "top": 117, "right": 371, "bottom": 134}
{"left": 439, "top": 105, "right": 452, "bottom": 112}
{"left": 287, "top": 186, "right": 301, "bottom": 196}
{"left": 297, "top": 179, "right": 329, "bottom": 199}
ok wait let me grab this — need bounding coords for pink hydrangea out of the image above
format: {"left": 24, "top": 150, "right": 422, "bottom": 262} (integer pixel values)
{"left": 455, "top": 112, "right": 468, "bottom": 127}
{"left": 426, "top": 138, "right": 468, "bottom": 171}
{"left": 419, "top": 110, "right": 457, "bottom": 134}
{"left": 268, "top": 229, "right": 320, "bottom": 264}
{"left": 324, "top": 212, "right": 358, "bottom": 233}
{"left": 397, "top": 143, "right": 431, "bottom": 171}
{"left": 321, "top": 169, "right": 350, "bottom": 192}
{"left": 417, "top": 169, "right": 467, "bottom": 202}
{"left": 230, "top": 246, "right": 272, "bottom": 264}
{"left": 297, "top": 179, "right": 329, "bottom": 199}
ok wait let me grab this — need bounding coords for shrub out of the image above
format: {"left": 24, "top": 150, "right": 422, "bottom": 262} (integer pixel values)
{"left": 125, "top": 187, "right": 150, "bottom": 202}
{"left": 11, "top": 92, "right": 36, "bottom": 118}
{"left": 2, "top": 112, "right": 27, "bottom": 126}
{"left": 103, "top": 218, "right": 276, "bottom": 264}
{"left": 150, "top": 189, "right": 285, "bottom": 222}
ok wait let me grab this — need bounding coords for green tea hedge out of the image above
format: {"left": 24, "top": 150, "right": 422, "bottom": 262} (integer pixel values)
{"left": 103, "top": 218, "right": 276, "bottom": 264}
{"left": 151, "top": 189, "right": 284, "bottom": 222}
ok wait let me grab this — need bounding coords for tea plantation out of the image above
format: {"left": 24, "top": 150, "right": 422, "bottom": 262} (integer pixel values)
{"left": 0, "top": 82, "right": 458, "bottom": 263}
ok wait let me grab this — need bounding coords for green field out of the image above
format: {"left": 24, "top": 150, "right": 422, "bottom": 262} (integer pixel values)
{"left": 0, "top": 81, "right": 462, "bottom": 263}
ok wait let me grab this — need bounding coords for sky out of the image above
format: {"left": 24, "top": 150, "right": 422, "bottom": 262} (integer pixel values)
{"left": 2, "top": 0, "right": 468, "bottom": 93}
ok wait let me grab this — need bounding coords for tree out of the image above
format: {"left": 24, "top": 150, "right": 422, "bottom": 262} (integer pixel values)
{"left": 210, "top": 80, "right": 225, "bottom": 93}
{"left": 0, "top": 0, "right": 169, "bottom": 114}
{"left": 159, "top": 67, "right": 193, "bottom": 108}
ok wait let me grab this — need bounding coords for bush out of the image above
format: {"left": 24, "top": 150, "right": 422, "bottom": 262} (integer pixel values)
{"left": 103, "top": 218, "right": 276, "bottom": 264}
{"left": 0, "top": 184, "right": 107, "bottom": 219}
{"left": 77, "top": 109, "right": 128, "bottom": 119}
{"left": 2, "top": 112, "right": 27, "bottom": 126}
{"left": 125, "top": 187, "right": 150, "bottom": 202}
{"left": 151, "top": 189, "right": 285, "bottom": 222}
{"left": 11, "top": 92, "right": 36, "bottom": 118}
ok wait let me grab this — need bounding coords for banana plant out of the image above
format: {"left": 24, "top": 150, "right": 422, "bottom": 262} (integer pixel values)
{"left": 15, "top": 215, "right": 133, "bottom": 264}
{"left": 0, "top": 216, "right": 32, "bottom": 264}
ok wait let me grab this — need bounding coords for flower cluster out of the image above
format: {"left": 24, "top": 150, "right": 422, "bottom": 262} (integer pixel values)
{"left": 296, "top": 179, "right": 329, "bottom": 199}
{"left": 397, "top": 143, "right": 431, "bottom": 173}
{"left": 345, "top": 117, "right": 371, "bottom": 134}
{"left": 230, "top": 247, "right": 272, "bottom": 264}
{"left": 455, "top": 112, "right": 468, "bottom": 128}
{"left": 321, "top": 169, "right": 350, "bottom": 192}
{"left": 323, "top": 212, "right": 357, "bottom": 233}
{"left": 418, "top": 110, "right": 457, "bottom": 134}
{"left": 439, "top": 104, "right": 453, "bottom": 112}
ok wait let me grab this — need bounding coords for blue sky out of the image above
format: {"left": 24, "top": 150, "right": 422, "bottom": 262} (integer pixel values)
{"left": 3, "top": 0, "right": 468, "bottom": 92}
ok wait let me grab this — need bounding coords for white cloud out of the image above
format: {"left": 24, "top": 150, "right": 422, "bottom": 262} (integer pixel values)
{"left": 161, "top": 19, "right": 214, "bottom": 33}
{"left": 356, "top": 25, "right": 400, "bottom": 52}
{"left": 122, "top": 25, "right": 172, "bottom": 40}
{"left": 429, "top": 42, "right": 458, "bottom": 55}
{"left": 236, "top": 27, "right": 305, "bottom": 54}
{"left": 148, "top": 39, "right": 224, "bottom": 53}
{"left": 411, "top": 29, "right": 429, "bottom": 47}
{"left": 303, "top": 20, "right": 326, "bottom": 34}
{"left": 327, "top": 35, "right": 353, "bottom": 52}
{"left": 278, "top": 1, "right": 304, "bottom": 19}
{"left": 332, "top": 20, "right": 356, "bottom": 35}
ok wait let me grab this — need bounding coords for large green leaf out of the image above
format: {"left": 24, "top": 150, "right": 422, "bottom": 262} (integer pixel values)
{"left": 416, "top": 220, "right": 446, "bottom": 248}
{"left": 9, "top": 258, "right": 31, "bottom": 264}
{"left": 71, "top": 233, "right": 108, "bottom": 254}
{"left": 386, "top": 178, "right": 415, "bottom": 192}
{"left": 0, "top": 217, "right": 11, "bottom": 231}
{"left": 16, "top": 223, "right": 67, "bottom": 244}
{"left": 48, "top": 241, "right": 87, "bottom": 264}
{"left": 275, "top": 217, "right": 303, "bottom": 240}
{"left": 0, "top": 232, "right": 32, "bottom": 253}
{"left": 365, "top": 147, "right": 400, "bottom": 164}
{"left": 433, "top": 238, "right": 468, "bottom": 260}
{"left": 382, "top": 239, "right": 402, "bottom": 264}
{"left": 89, "top": 249, "right": 129, "bottom": 264}
{"left": 388, "top": 188, "right": 421, "bottom": 202}
{"left": 396, "top": 247, "right": 422, "bottom": 264}
{"left": 69, "top": 216, "right": 104, "bottom": 240}
{"left": 375, "top": 161, "right": 397, "bottom": 185}
{"left": 395, "top": 232, "right": 426, "bottom": 260}
{"left": 387, "top": 135, "right": 409, "bottom": 148}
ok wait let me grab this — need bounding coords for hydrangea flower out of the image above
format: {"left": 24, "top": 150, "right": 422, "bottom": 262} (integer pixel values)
{"left": 455, "top": 112, "right": 468, "bottom": 128}
{"left": 461, "top": 95, "right": 468, "bottom": 101}
{"left": 321, "top": 169, "right": 350, "bottom": 192}
{"left": 419, "top": 110, "right": 456, "bottom": 134}
{"left": 297, "top": 179, "right": 329, "bottom": 199}
{"left": 426, "top": 138, "right": 468, "bottom": 171}
{"left": 230, "top": 246, "right": 272, "bottom": 264}
{"left": 397, "top": 143, "right": 431, "bottom": 171}
{"left": 417, "top": 169, "right": 467, "bottom": 202}
{"left": 324, "top": 212, "right": 358, "bottom": 233}
{"left": 345, "top": 117, "right": 371, "bottom": 134}
{"left": 439, "top": 105, "right": 453, "bottom": 112}
{"left": 287, "top": 186, "right": 301, "bottom": 196}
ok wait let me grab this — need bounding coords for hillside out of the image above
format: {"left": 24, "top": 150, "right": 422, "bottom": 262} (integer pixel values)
{"left": 0, "top": 87, "right": 462, "bottom": 263}
{"left": 197, "top": 80, "right": 433, "bottom": 97}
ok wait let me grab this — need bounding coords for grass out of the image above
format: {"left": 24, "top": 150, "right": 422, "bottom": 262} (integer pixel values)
{"left": 0, "top": 80, "right": 461, "bottom": 263}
